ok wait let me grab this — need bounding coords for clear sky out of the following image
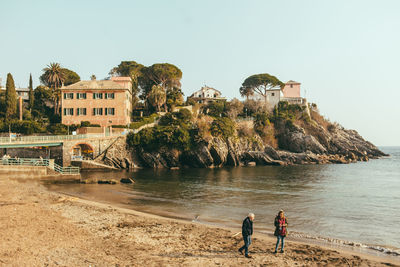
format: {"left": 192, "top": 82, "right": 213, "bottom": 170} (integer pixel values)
{"left": 1, "top": 0, "right": 399, "bottom": 146}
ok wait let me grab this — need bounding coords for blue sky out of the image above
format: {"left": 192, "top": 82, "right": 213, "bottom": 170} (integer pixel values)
{"left": 1, "top": 0, "right": 399, "bottom": 145}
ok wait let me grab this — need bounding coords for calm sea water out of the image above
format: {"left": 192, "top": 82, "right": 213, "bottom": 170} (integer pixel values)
{"left": 47, "top": 146, "right": 400, "bottom": 254}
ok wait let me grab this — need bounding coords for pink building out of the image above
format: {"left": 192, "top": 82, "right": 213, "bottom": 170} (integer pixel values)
{"left": 282, "top": 80, "right": 301, "bottom": 98}
{"left": 61, "top": 77, "right": 132, "bottom": 127}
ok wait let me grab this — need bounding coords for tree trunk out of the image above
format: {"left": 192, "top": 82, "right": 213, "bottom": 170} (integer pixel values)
{"left": 54, "top": 99, "right": 58, "bottom": 115}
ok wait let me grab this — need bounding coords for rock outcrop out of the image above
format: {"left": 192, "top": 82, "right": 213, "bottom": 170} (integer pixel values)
{"left": 93, "top": 120, "right": 387, "bottom": 169}
{"left": 126, "top": 121, "right": 387, "bottom": 169}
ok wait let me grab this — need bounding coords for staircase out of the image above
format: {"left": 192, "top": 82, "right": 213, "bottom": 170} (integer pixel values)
{"left": 1, "top": 158, "right": 80, "bottom": 175}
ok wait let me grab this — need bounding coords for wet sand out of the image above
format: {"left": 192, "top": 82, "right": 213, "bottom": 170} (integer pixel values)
{"left": 0, "top": 176, "right": 399, "bottom": 266}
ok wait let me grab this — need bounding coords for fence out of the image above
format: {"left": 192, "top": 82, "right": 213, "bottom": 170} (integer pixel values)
{"left": 0, "top": 132, "right": 123, "bottom": 144}
{"left": 0, "top": 158, "right": 80, "bottom": 175}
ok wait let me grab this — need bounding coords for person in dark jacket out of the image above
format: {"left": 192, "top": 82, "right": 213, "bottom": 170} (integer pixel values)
{"left": 238, "top": 213, "right": 255, "bottom": 258}
{"left": 274, "top": 210, "right": 288, "bottom": 253}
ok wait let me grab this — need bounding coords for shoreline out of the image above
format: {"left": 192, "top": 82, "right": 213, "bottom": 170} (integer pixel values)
{"left": 47, "top": 184, "right": 400, "bottom": 261}
{"left": 1, "top": 176, "right": 398, "bottom": 266}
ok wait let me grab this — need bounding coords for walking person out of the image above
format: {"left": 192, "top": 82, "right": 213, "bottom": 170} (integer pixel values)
{"left": 274, "top": 210, "right": 288, "bottom": 253}
{"left": 238, "top": 213, "right": 255, "bottom": 258}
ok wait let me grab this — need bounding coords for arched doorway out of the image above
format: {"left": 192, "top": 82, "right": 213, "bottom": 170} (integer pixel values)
{"left": 72, "top": 143, "right": 94, "bottom": 160}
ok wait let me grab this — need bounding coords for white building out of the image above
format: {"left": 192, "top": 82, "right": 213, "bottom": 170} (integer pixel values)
{"left": 188, "top": 86, "right": 226, "bottom": 104}
{"left": 249, "top": 80, "right": 307, "bottom": 110}
{"left": 250, "top": 88, "right": 283, "bottom": 110}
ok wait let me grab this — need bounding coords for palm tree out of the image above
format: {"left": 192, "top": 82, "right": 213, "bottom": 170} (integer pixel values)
{"left": 42, "top": 63, "right": 65, "bottom": 115}
{"left": 148, "top": 85, "right": 166, "bottom": 112}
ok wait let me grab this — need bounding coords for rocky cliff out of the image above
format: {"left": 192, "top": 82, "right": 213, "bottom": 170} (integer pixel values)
{"left": 96, "top": 121, "right": 387, "bottom": 169}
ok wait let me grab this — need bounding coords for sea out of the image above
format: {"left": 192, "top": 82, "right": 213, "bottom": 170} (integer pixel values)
{"left": 46, "top": 146, "right": 400, "bottom": 259}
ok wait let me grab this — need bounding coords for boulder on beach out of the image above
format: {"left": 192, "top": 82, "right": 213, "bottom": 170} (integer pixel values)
{"left": 120, "top": 178, "right": 135, "bottom": 184}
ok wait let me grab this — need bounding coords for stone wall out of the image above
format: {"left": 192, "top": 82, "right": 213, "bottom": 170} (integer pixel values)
{"left": 62, "top": 136, "right": 122, "bottom": 166}
{"left": 0, "top": 165, "right": 48, "bottom": 177}
{"left": 93, "top": 136, "right": 135, "bottom": 169}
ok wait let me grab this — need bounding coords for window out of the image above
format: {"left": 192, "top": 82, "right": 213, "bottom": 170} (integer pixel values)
{"left": 77, "top": 108, "right": 87, "bottom": 115}
{"left": 77, "top": 93, "right": 87, "bottom": 99}
{"left": 63, "top": 108, "right": 74, "bottom": 116}
{"left": 105, "top": 93, "right": 115, "bottom": 99}
{"left": 93, "top": 108, "right": 103, "bottom": 115}
{"left": 271, "top": 93, "right": 275, "bottom": 96}
{"left": 63, "top": 93, "right": 74, "bottom": 99}
{"left": 93, "top": 93, "right": 103, "bottom": 99}
{"left": 105, "top": 108, "right": 115, "bottom": 115}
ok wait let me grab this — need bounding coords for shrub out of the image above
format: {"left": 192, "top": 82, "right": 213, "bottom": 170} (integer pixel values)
{"left": 111, "top": 125, "right": 127, "bottom": 128}
{"left": 129, "top": 114, "right": 158, "bottom": 129}
{"left": 210, "top": 117, "right": 235, "bottom": 139}
{"left": 195, "top": 115, "right": 213, "bottom": 141}
{"left": 309, "top": 109, "right": 332, "bottom": 131}
{"left": 254, "top": 112, "right": 278, "bottom": 147}
{"left": 80, "top": 121, "right": 100, "bottom": 127}
{"left": 1, "top": 120, "right": 46, "bottom": 135}
{"left": 127, "top": 124, "right": 192, "bottom": 151}
{"left": 243, "top": 99, "right": 265, "bottom": 116}
{"left": 158, "top": 110, "right": 191, "bottom": 127}
{"left": 203, "top": 101, "right": 226, "bottom": 117}
{"left": 47, "top": 123, "right": 68, "bottom": 135}
{"left": 186, "top": 98, "right": 197, "bottom": 106}
{"left": 226, "top": 98, "right": 244, "bottom": 119}
{"left": 175, "top": 108, "right": 192, "bottom": 122}
{"left": 237, "top": 121, "right": 254, "bottom": 138}
{"left": 80, "top": 121, "right": 91, "bottom": 127}
{"left": 23, "top": 110, "right": 32, "bottom": 120}
{"left": 272, "top": 101, "right": 304, "bottom": 122}
{"left": 155, "top": 125, "right": 191, "bottom": 150}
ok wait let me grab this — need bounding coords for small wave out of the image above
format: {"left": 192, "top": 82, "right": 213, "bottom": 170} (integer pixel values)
{"left": 287, "top": 231, "right": 400, "bottom": 257}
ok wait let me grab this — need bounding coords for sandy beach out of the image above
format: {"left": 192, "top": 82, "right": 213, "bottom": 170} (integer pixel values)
{"left": 0, "top": 176, "right": 398, "bottom": 267}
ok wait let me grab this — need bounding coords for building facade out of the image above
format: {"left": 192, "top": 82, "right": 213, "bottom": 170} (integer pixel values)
{"left": 188, "top": 86, "right": 226, "bottom": 104}
{"left": 282, "top": 80, "right": 301, "bottom": 98}
{"left": 249, "top": 80, "right": 306, "bottom": 110}
{"left": 60, "top": 77, "right": 132, "bottom": 127}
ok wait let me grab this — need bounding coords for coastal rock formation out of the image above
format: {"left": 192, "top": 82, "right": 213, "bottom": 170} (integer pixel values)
{"left": 277, "top": 124, "right": 327, "bottom": 154}
{"left": 127, "top": 122, "right": 386, "bottom": 169}
{"left": 92, "top": 119, "right": 387, "bottom": 169}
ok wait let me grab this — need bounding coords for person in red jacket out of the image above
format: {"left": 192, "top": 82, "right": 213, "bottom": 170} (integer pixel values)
{"left": 274, "top": 210, "right": 288, "bottom": 253}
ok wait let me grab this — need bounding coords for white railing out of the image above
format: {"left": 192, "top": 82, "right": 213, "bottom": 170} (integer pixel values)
{"left": 280, "top": 97, "right": 307, "bottom": 105}
{"left": 0, "top": 132, "right": 123, "bottom": 144}
{"left": 0, "top": 158, "right": 80, "bottom": 175}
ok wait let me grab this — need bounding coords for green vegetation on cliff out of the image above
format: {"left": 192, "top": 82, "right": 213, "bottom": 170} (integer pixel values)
{"left": 127, "top": 109, "right": 193, "bottom": 151}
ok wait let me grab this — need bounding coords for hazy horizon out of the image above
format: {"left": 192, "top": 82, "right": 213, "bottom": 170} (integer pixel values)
{"left": 1, "top": 0, "right": 399, "bottom": 146}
